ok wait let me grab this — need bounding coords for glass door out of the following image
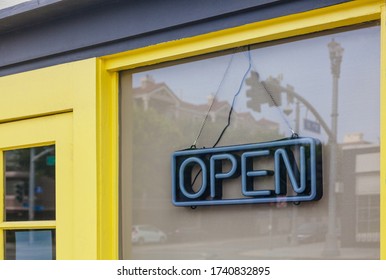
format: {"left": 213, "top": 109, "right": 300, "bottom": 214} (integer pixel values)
{"left": 0, "top": 113, "right": 72, "bottom": 260}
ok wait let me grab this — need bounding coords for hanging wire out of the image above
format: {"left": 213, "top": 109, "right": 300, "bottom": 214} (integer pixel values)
{"left": 212, "top": 52, "right": 252, "bottom": 147}
{"left": 193, "top": 46, "right": 297, "bottom": 148}
{"left": 191, "top": 52, "right": 236, "bottom": 148}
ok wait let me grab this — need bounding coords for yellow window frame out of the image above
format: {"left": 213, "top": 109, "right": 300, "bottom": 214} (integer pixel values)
{"left": 100, "top": 0, "right": 386, "bottom": 259}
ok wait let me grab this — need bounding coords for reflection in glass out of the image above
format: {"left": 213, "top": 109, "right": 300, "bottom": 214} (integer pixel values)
{"left": 4, "top": 229, "right": 56, "bottom": 260}
{"left": 4, "top": 145, "right": 55, "bottom": 221}
{"left": 120, "top": 24, "right": 380, "bottom": 259}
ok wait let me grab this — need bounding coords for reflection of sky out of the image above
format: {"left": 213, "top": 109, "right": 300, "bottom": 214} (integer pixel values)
{"left": 133, "top": 24, "right": 380, "bottom": 144}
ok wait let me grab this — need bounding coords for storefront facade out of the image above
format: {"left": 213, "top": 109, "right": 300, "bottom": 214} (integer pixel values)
{"left": 0, "top": 0, "right": 385, "bottom": 259}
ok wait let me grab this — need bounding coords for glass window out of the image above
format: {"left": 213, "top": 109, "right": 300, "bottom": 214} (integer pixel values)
{"left": 2, "top": 145, "right": 56, "bottom": 260}
{"left": 4, "top": 229, "right": 56, "bottom": 260}
{"left": 5, "top": 146, "right": 55, "bottom": 221}
{"left": 120, "top": 23, "right": 380, "bottom": 259}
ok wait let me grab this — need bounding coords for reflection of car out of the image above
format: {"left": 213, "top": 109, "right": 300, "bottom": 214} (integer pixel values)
{"left": 296, "top": 223, "right": 327, "bottom": 243}
{"left": 132, "top": 225, "right": 167, "bottom": 245}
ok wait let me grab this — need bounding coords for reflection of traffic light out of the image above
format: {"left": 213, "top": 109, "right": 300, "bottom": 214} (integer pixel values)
{"left": 246, "top": 71, "right": 283, "bottom": 112}
{"left": 286, "top": 84, "right": 295, "bottom": 104}
{"left": 15, "top": 184, "right": 24, "bottom": 203}
{"left": 246, "top": 71, "right": 266, "bottom": 112}
{"left": 264, "top": 77, "right": 283, "bottom": 107}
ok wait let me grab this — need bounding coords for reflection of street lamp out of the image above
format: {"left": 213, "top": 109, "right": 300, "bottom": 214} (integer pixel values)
{"left": 323, "top": 39, "right": 344, "bottom": 257}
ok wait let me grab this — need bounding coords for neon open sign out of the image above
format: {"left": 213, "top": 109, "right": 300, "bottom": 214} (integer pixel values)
{"left": 171, "top": 137, "right": 323, "bottom": 206}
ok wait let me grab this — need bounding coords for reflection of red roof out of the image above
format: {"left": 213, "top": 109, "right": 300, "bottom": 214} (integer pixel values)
{"left": 185, "top": 100, "right": 229, "bottom": 112}
{"left": 237, "top": 112, "right": 255, "bottom": 122}
{"left": 256, "top": 118, "right": 279, "bottom": 127}
{"left": 133, "top": 81, "right": 229, "bottom": 113}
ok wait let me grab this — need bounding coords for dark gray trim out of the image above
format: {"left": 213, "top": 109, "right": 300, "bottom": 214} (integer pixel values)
{"left": 0, "top": 0, "right": 351, "bottom": 76}
{"left": 0, "top": 0, "right": 108, "bottom": 29}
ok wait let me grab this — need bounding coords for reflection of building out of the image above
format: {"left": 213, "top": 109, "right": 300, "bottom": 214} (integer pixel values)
{"left": 133, "top": 75, "right": 279, "bottom": 132}
{"left": 340, "top": 133, "right": 380, "bottom": 246}
{"left": 255, "top": 118, "right": 280, "bottom": 132}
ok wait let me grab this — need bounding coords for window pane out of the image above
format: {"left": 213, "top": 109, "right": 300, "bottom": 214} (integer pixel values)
{"left": 4, "top": 229, "right": 56, "bottom": 260}
{"left": 4, "top": 145, "right": 55, "bottom": 221}
{"left": 120, "top": 24, "right": 380, "bottom": 259}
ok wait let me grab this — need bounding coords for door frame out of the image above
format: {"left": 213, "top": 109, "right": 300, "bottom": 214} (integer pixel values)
{"left": 0, "top": 113, "right": 72, "bottom": 259}
{"left": 0, "top": 59, "right": 116, "bottom": 259}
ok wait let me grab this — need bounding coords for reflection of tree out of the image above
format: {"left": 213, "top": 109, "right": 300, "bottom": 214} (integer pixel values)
{"left": 132, "top": 105, "right": 184, "bottom": 201}
{"left": 197, "top": 118, "right": 284, "bottom": 148}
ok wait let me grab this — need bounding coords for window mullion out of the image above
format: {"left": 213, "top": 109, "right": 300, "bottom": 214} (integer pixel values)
{"left": 0, "top": 221, "right": 56, "bottom": 230}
